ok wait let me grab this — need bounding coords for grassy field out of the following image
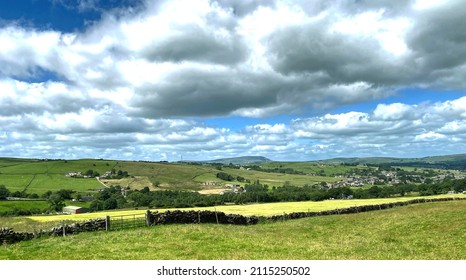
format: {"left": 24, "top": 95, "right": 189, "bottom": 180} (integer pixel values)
{"left": 0, "top": 158, "right": 343, "bottom": 195}
{"left": 260, "top": 161, "right": 368, "bottom": 176}
{"left": 0, "top": 194, "right": 461, "bottom": 229}
{"left": 1, "top": 199, "right": 465, "bottom": 259}
{"left": 0, "top": 159, "right": 111, "bottom": 195}
{"left": 0, "top": 200, "right": 49, "bottom": 213}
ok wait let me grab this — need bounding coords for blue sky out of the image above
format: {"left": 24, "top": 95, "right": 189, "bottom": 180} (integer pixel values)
{"left": 0, "top": 0, "right": 465, "bottom": 161}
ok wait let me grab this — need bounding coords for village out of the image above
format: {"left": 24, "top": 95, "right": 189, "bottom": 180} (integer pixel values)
{"left": 324, "top": 169, "right": 466, "bottom": 189}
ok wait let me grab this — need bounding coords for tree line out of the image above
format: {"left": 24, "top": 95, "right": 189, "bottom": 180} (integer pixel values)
{"left": 88, "top": 178, "right": 466, "bottom": 211}
{"left": 1, "top": 178, "right": 465, "bottom": 215}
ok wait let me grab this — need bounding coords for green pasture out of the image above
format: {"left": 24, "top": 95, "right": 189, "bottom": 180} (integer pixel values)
{"left": 0, "top": 159, "right": 116, "bottom": 175}
{"left": 26, "top": 175, "right": 102, "bottom": 194}
{"left": 1, "top": 199, "right": 465, "bottom": 259}
{"left": 260, "top": 161, "right": 370, "bottom": 176}
{"left": 0, "top": 200, "right": 49, "bottom": 213}
{"left": 193, "top": 166, "right": 341, "bottom": 188}
{"left": 0, "top": 174, "right": 102, "bottom": 195}
{"left": 114, "top": 161, "right": 342, "bottom": 189}
{"left": 0, "top": 174, "right": 35, "bottom": 193}
{"left": 0, "top": 159, "right": 114, "bottom": 195}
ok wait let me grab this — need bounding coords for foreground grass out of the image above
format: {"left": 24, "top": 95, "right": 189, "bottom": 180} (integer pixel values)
{"left": 1, "top": 200, "right": 466, "bottom": 260}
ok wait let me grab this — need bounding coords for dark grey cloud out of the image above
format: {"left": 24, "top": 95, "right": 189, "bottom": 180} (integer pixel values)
{"left": 267, "top": 0, "right": 466, "bottom": 91}
{"left": 130, "top": 69, "right": 285, "bottom": 117}
{"left": 213, "top": 0, "right": 276, "bottom": 17}
{"left": 407, "top": 0, "right": 466, "bottom": 87}
{"left": 142, "top": 25, "right": 248, "bottom": 65}
{"left": 266, "top": 20, "right": 415, "bottom": 87}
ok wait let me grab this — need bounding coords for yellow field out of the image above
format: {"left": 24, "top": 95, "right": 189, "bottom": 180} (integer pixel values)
{"left": 27, "top": 194, "right": 465, "bottom": 223}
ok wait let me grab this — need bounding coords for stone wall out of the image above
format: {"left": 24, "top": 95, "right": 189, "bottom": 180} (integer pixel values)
{"left": 147, "top": 210, "right": 259, "bottom": 226}
{"left": 0, "top": 218, "right": 106, "bottom": 245}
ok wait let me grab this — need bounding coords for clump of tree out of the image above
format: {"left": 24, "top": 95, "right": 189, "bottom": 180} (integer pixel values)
{"left": 0, "top": 185, "right": 10, "bottom": 200}
{"left": 41, "top": 189, "right": 76, "bottom": 212}
{"left": 216, "top": 172, "right": 235, "bottom": 181}
{"left": 89, "top": 185, "right": 127, "bottom": 211}
{"left": 216, "top": 172, "right": 246, "bottom": 182}
{"left": 110, "top": 169, "right": 129, "bottom": 179}
{"left": 84, "top": 169, "right": 100, "bottom": 178}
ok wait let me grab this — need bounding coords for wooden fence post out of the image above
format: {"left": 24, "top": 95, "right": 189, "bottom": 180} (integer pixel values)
{"left": 62, "top": 220, "right": 65, "bottom": 237}
{"left": 105, "top": 216, "right": 111, "bottom": 231}
{"left": 214, "top": 208, "right": 219, "bottom": 225}
{"left": 145, "top": 210, "right": 151, "bottom": 226}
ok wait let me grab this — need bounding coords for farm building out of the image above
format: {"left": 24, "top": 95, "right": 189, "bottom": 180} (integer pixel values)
{"left": 63, "top": 206, "right": 89, "bottom": 214}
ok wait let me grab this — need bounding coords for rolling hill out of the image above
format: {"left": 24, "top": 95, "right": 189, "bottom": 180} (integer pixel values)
{"left": 315, "top": 154, "right": 466, "bottom": 170}
{"left": 199, "top": 156, "right": 273, "bottom": 165}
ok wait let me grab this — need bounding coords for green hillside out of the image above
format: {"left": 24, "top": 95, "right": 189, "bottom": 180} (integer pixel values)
{"left": 0, "top": 158, "right": 340, "bottom": 196}
{"left": 316, "top": 154, "right": 466, "bottom": 170}
{"left": 200, "top": 156, "right": 273, "bottom": 165}
{"left": 1, "top": 154, "right": 464, "bottom": 198}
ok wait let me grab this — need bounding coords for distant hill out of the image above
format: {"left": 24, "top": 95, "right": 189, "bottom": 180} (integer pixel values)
{"left": 315, "top": 154, "right": 466, "bottom": 170}
{"left": 202, "top": 156, "right": 273, "bottom": 165}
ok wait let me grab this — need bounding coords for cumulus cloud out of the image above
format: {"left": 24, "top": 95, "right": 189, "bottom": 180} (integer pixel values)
{"left": 0, "top": 0, "right": 465, "bottom": 160}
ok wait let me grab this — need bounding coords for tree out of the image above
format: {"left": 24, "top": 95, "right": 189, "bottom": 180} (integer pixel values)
{"left": 0, "top": 185, "right": 10, "bottom": 200}
{"left": 42, "top": 190, "right": 53, "bottom": 199}
{"left": 104, "top": 197, "right": 118, "bottom": 210}
{"left": 56, "top": 189, "right": 75, "bottom": 200}
{"left": 89, "top": 200, "right": 104, "bottom": 211}
{"left": 48, "top": 193, "right": 65, "bottom": 212}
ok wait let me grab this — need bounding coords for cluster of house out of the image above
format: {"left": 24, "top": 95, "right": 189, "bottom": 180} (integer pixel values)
{"left": 65, "top": 171, "right": 115, "bottom": 179}
{"left": 326, "top": 170, "right": 466, "bottom": 189}
{"left": 220, "top": 185, "right": 245, "bottom": 195}
{"left": 98, "top": 171, "right": 114, "bottom": 179}
{"left": 65, "top": 172, "right": 84, "bottom": 178}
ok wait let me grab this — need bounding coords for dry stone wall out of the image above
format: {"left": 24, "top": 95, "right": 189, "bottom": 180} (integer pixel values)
{"left": 147, "top": 210, "right": 259, "bottom": 226}
{"left": 0, "top": 218, "right": 106, "bottom": 245}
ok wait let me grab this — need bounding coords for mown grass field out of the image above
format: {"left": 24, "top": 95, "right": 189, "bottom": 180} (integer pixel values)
{"left": 1, "top": 199, "right": 465, "bottom": 260}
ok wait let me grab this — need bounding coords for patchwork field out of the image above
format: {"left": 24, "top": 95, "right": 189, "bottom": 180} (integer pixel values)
{"left": 1, "top": 199, "right": 465, "bottom": 259}
{"left": 0, "top": 158, "right": 344, "bottom": 195}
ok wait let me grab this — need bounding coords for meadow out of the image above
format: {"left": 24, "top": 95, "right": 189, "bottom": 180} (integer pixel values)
{"left": 1, "top": 194, "right": 462, "bottom": 231}
{"left": 0, "top": 158, "right": 344, "bottom": 195}
{"left": 0, "top": 159, "right": 110, "bottom": 195}
{"left": 1, "top": 199, "right": 465, "bottom": 259}
{"left": 0, "top": 200, "right": 49, "bottom": 214}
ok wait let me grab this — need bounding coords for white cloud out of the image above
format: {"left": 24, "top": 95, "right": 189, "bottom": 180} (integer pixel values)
{"left": 373, "top": 103, "right": 416, "bottom": 120}
{"left": 414, "top": 131, "right": 446, "bottom": 141}
{"left": 0, "top": 0, "right": 466, "bottom": 160}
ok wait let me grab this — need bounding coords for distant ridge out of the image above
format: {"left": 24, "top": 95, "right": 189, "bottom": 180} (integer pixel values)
{"left": 202, "top": 156, "right": 273, "bottom": 165}
{"left": 314, "top": 154, "right": 466, "bottom": 170}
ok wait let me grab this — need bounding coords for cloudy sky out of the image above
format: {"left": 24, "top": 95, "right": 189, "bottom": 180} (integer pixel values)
{"left": 0, "top": 0, "right": 465, "bottom": 161}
